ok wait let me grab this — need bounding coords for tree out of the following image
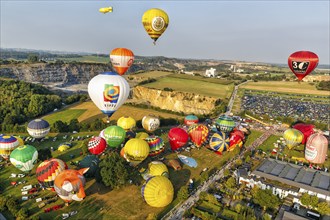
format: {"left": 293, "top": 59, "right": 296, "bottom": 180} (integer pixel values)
{"left": 81, "top": 139, "right": 89, "bottom": 155}
{"left": 225, "top": 177, "right": 236, "bottom": 189}
{"left": 235, "top": 158, "right": 243, "bottom": 167}
{"left": 6, "top": 197, "right": 19, "bottom": 216}
{"left": 177, "top": 186, "right": 189, "bottom": 201}
{"left": 300, "top": 193, "right": 311, "bottom": 207}
{"left": 28, "top": 54, "right": 39, "bottom": 63}
{"left": 68, "top": 119, "right": 80, "bottom": 132}
{"left": 16, "top": 207, "right": 29, "bottom": 219}
{"left": 310, "top": 195, "right": 319, "bottom": 208}
{"left": 0, "top": 196, "right": 7, "bottom": 211}
{"left": 52, "top": 120, "right": 68, "bottom": 133}
{"left": 317, "top": 202, "right": 330, "bottom": 216}
{"left": 99, "top": 153, "right": 129, "bottom": 189}
{"left": 252, "top": 189, "right": 280, "bottom": 211}
{"left": 235, "top": 203, "right": 242, "bottom": 214}
{"left": 224, "top": 168, "right": 230, "bottom": 177}
{"left": 244, "top": 155, "right": 251, "bottom": 163}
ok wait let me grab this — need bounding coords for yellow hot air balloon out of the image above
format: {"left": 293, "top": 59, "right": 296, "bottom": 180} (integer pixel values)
{"left": 142, "top": 8, "right": 169, "bottom": 44}
{"left": 136, "top": 132, "right": 149, "bottom": 140}
{"left": 99, "top": 7, "right": 112, "bottom": 14}
{"left": 124, "top": 138, "right": 149, "bottom": 165}
{"left": 13, "top": 136, "right": 24, "bottom": 146}
{"left": 283, "top": 128, "right": 303, "bottom": 150}
{"left": 142, "top": 176, "right": 174, "bottom": 207}
{"left": 148, "top": 161, "right": 169, "bottom": 178}
{"left": 117, "top": 116, "right": 136, "bottom": 130}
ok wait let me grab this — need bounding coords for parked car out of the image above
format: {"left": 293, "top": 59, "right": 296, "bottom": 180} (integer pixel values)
{"left": 38, "top": 202, "right": 46, "bottom": 208}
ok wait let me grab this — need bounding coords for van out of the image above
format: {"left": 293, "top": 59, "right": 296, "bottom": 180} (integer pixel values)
{"left": 36, "top": 198, "right": 42, "bottom": 202}
{"left": 21, "top": 185, "right": 32, "bottom": 191}
{"left": 22, "top": 191, "right": 28, "bottom": 195}
{"left": 22, "top": 196, "right": 29, "bottom": 201}
{"left": 38, "top": 202, "right": 46, "bottom": 208}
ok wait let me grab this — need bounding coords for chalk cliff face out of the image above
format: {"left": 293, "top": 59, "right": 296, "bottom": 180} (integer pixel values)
{"left": 132, "top": 86, "right": 220, "bottom": 115}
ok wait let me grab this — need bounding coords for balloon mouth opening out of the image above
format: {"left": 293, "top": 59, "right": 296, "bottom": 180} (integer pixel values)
{"left": 100, "top": 72, "right": 118, "bottom": 76}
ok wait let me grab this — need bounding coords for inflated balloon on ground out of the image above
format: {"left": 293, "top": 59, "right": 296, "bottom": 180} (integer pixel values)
{"left": 36, "top": 158, "right": 67, "bottom": 189}
{"left": 0, "top": 135, "right": 19, "bottom": 159}
{"left": 27, "top": 119, "right": 50, "bottom": 139}
{"left": 10, "top": 145, "right": 38, "bottom": 172}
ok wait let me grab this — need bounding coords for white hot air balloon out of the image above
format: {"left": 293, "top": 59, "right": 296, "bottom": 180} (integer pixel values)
{"left": 88, "top": 72, "right": 130, "bottom": 119}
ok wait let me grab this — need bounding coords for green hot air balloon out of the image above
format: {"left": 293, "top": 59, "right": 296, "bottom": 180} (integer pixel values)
{"left": 103, "top": 126, "right": 126, "bottom": 148}
{"left": 10, "top": 145, "right": 38, "bottom": 172}
{"left": 215, "top": 115, "right": 236, "bottom": 133}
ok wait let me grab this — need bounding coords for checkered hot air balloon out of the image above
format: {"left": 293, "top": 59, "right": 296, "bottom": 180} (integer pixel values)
{"left": 36, "top": 158, "right": 68, "bottom": 189}
{"left": 188, "top": 124, "right": 209, "bottom": 148}
{"left": 209, "top": 131, "right": 230, "bottom": 153}
{"left": 88, "top": 137, "right": 107, "bottom": 155}
{"left": 0, "top": 135, "right": 19, "bottom": 159}
{"left": 145, "top": 135, "right": 165, "bottom": 156}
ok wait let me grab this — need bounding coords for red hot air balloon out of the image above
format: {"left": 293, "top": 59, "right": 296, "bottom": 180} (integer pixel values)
{"left": 168, "top": 127, "right": 188, "bottom": 151}
{"left": 88, "top": 137, "right": 107, "bottom": 155}
{"left": 230, "top": 129, "right": 245, "bottom": 141}
{"left": 305, "top": 133, "right": 328, "bottom": 164}
{"left": 188, "top": 124, "right": 209, "bottom": 148}
{"left": 229, "top": 132, "right": 243, "bottom": 151}
{"left": 293, "top": 123, "right": 315, "bottom": 144}
{"left": 288, "top": 51, "right": 319, "bottom": 81}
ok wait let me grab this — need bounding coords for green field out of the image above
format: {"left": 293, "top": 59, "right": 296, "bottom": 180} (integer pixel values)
{"left": 42, "top": 109, "right": 86, "bottom": 124}
{"left": 144, "top": 76, "right": 235, "bottom": 99}
{"left": 132, "top": 70, "right": 174, "bottom": 78}
{"left": 244, "top": 129, "right": 264, "bottom": 147}
{"left": 58, "top": 56, "right": 109, "bottom": 64}
{"left": 257, "top": 135, "right": 281, "bottom": 153}
{"left": 168, "top": 74, "right": 234, "bottom": 85}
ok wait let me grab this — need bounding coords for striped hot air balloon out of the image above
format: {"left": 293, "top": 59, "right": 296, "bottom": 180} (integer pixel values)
{"left": 88, "top": 137, "right": 107, "bottom": 155}
{"left": 36, "top": 158, "right": 67, "bottom": 189}
{"left": 10, "top": 145, "right": 38, "bottom": 172}
{"left": 215, "top": 115, "right": 236, "bottom": 133}
{"left": 188, "top": 124, "right": 209, "bottom": 148}
{"left": 27, "top": 119, "right": 50, "bottom": 139}
{"left": 283, "top": 128, "right": 303, "bottom": 150}
{"left": 110, "top": 48, "right": 134, "bottom": 76}
{"left": 0, "top": 135, "right": 19, "bottom": 159}
{"left": 209, "top": 131, "right": 230, "bottom": 153}
{"left": 145, "top": 135, "right": 165, "bottom": 156}
{"left": 103, "top": 126, "right": 126, "bottom": 148}
{"left": 141, "top": 176, "right": 174, "bottom": 207}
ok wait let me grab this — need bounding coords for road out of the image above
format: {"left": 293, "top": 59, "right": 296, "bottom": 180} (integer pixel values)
{"left": 162, "top": 130, "right": 275, "bottom": 220}
{"left": 225, "top": 80, "right": 250, "bottom": 116}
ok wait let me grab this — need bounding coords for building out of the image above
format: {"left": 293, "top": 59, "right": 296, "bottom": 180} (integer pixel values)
{"left": 205, "top": 68, "right": 216, "bottom": 77}
{"left": 235, "top": 158, "right": 330, "bottom": 204}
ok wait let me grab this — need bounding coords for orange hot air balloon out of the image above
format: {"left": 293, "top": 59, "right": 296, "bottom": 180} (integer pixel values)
{"left": 110, "top": 48, "right": 134, "bottom": 75}
{"left": 288, "top": 51, "right": 319, "bottom": 81}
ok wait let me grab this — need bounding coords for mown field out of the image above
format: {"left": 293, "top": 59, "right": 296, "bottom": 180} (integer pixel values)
{"left": 240, "top": 81, "right": 329, "bottom": 96}
{"left": 43, "top": 101, "right": 184, "bottom": 125}
{"left": 131, "top": 70, "right": 174, "bottom": 78}
{"left": 143, "top": 76, "right": 235, "bottom": 99}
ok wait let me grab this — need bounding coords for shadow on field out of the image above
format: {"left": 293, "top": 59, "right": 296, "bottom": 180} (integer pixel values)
{"left": 169, "top": 168, "right": 191, "bottom": 193}
{"left": 57, "top": 148, "right": 82, "bottom": 162}
{"left": 85, "top": 180, "right": 112, "bottom": 196}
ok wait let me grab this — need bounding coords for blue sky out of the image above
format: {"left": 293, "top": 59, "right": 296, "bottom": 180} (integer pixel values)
{"left": 1, "top": 1, "right": 329, "bottom": 64}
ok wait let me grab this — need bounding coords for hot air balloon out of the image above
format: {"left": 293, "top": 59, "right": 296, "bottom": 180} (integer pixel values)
{"left": 123, "top": 138, "right": 150, "bottom": 166}
{"left": 142, "top": 8, "right": 169, "bottom": 44}
{"left": 305, "top": 133, "right": 328, "bottom": 164}
{"left": 229, "top": 132, "right": 243, "bottom": 151}
{"left": 215, "top": 115, "right": 236, "bottom": 133}
{"left": 288, "top": 51, "right": 319, "bottom": 81}
{"left": 36, "top": 158, "right": 67, "bottom": 189}
{"left": 142, "top": 115, "right": 160, "bottom": 133}
{"left": 110, "top": 48, "right": 134, "bottom": 76}
{"left": 292, "top": 123, "right": 315, "bottom": 144}
{"left": 184, "top": 115, "right": 199, "bottom": 126}
{"left": 99, "top": 128, "right": 106, "bottom": 139}
{"left": 103, "top": 126, "right": 126, "bottom": 148}
{"left": 209, "top": 132, "right": 230, "bottom": 154}
{"left": 88, "top": 72, "right": 130, "bottom": 119}
{"left": 168, "top": 127, "right": 189, "bottom": 151}
{"left": 78, "top": 155, "right": 100, "bottom": 177}
{"left": 0, "top": 135, "right": 19, "bottom": 159}
{"left": 141, "top": 176, "right": 174, "bottom": 207}
{"left": 283, "top": 128, "right": 303, "bottom": 150}
{"left": 145, "top": 135, "right": 165, "bottom": 156}
{"left": 117, "top": 116, "right": 136, "bottom": 130}
{"left": 88, "top": 137, "right": 107, "bottom": 155}
{"left": 136, "top": 132, "right": 149, "bottom": 140}
{"left": 13, "top": 136, "right": 24, "bottom": 146}
{"left": 99, "top": 7, "right": 112, "bottom": 14}
{"left": 188, "top": 124, "right": 209, "bottom": 148}
{"left": 125, "top": 130, "right": 136, "bottom": 142}
{"left": 54, "top": 168, "right": 89, "bottom": 202}
{"left": 142, "top": 161, "right": 169, "bottom": 180}
{"left": 58, "top": 144, "right": 70, "bottom": 152}
{"left": 10, "top": 145, "right": 38, "bottom": 172}
{"left": 177, "top": 154, "right": 198, "bottom": 168}
{"left": 230, "top": 129, "right": 245, "bottom": 141}
{"left": 27, "top": 119, "right": 50, "bottom": 139}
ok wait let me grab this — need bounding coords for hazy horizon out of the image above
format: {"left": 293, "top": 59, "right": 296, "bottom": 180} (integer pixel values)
{"left": 1, "top": 1, "right": 329, "bottom": 65}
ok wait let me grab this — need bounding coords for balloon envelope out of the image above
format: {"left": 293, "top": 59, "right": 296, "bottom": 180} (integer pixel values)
{"left": 168, "top": 127, "right": 189, "bottom": 151}
{"left": 188, "top": 124, "right": 209, "bottom": 147}
{"left": 141, "top": 176, "right": 174, "bottom": 207}
{"left": 117, "top": 116, "right": 136, "bottom": 130}
{"left": 103, "top": 126, "right": 126, "bottom": 148}
{"left": 88, "top": 72, "right": 130, "bottom": 117}
{"left": 99, "top": 7, "right": 112, "bottom": 14}
{"left": 209, "top": 131, "right": 230, "bottom": 153}
{"left": 184, "top": 115, "right": 199, "bottom": 126}
{"left": 10, "top": 145, "right": 38, "bottom": 172}
{"left": 143, "top": 161, "right": 169, "bottom": 180}
{"left": 0, "top": 135, "right": 19, "bottom": 159}
{"left": 110, "top": 48, "right": 134, "bottom": 76}
{"left": 142, "top": 115, "right": 160, "bottom": 133}
{"left": 178, "top": 154, "right": 198, "bottom": 168}
{"left": 88, "top": 137, "right": 107, "bottom": 155}
{"left": 142, "top": 8, "right": 169, "bottom": 44}
{"left": 27, "top": 119, "right": 50, "bottom": 139}
{"left": 145, "top": 135, "right": 165, "bottom": 156}
{"left": 305, "top": 133, "right": 328, "bottom": 164}
{"left": 78, "top": 155, "right": 100, "bottom": 177}
{"left": 283, "top": 128, "right": 303, "bottom": 149}
{"left": 124, "top": 138, "right": 150, "bottom": 165}
{"left": 36, "top": 158, "right": 67, "bottom": 189}
{"left": 215, "top": 115, "right": 236, "bottom": 133}
{"left": 292, "top": 123, "right": 315, "bottom": 144}
{"left": 288, "top": 51, "right": 319, "bottom": 81}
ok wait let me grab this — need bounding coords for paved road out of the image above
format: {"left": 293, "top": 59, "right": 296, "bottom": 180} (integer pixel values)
{"left": 162, "top": 130, "right": 275, "bottom": 220}
{"left": 225, "top": 80, "right": 250, "bottom": 116}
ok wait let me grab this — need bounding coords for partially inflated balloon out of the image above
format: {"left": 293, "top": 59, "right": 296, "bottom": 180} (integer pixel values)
{"left": 88, "top": 72, "right": 130, "bottom": 118}
{"left": 168, "top": 127, "right": 188, "bottom": 151}
{"left": 141, "top": 176, "right": 174, "bottom": 207}
{"left": 10, "top": 145, "right": 38, "bottom": 172}
{"left": 184, "top": 115, "right": 199, "bottom": 126}
{"left": 110, "top": 48, "right": 134, "bottom": 75}
{"left": 36, "top": 158, "right": 67, "bottom": 189}
{"left": 103, "top": 126, "right": 126, "bottom": 148}
{"left": 292, "top": 123, "right": 315, "bottom": 144}
{"left": 142, "top": 115, "right": 160, "bottom": 133}
{"left": 117, "top": 116, "right": 136, "bottom": 130}
{"left": 288, "top": 51, "right": 319, "bottom": 81}
{"left": 142, "top": 8, "right": 169, "bottom": 44}
{"left": 283, "top": 128, "right": 303, "bottom": 150}
{"left": 188, "top": 124, "right": 209, "bottom": 148}
{"left": 0, "top": 135, "right": 19, "bottom": 159}
{"left": 27, "top": 119, "right": 50, "bottom": 139}
{"left": 13, "top": 136, "right": 24, "bottom": 146}
{"left": 209, "top": 132, "right": 230, "bottom": 153}
{"left": 305, "top": 133, "right": 328, "bottom": 164}
{"left": 142, "top": 161, "right": 169, "bottom": 180}
{"left": 78, "top": 155, "right": 100, "bottom": 177}
{"left": 136, "top": 132, "right": 149, "bottom": 140}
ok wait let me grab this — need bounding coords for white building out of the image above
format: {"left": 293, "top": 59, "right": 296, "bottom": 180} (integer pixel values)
{"left": 205, "top": 68, "right": 217, "bottom": 77}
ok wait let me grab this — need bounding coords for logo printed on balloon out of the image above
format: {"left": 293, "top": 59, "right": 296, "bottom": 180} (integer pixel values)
{"left": 103, "top": 84, "right": 119, "bottom": 103}
{"left": 152, "top": 17, "right": 165, "bottom": 31}
{"left": 127, "top": 59, "right": 134, "bottom": 67}
{"left": 305, "top": 145, "right": 317, "bottom": 161}
{"left": 292, "top": 61, "right": 309, "bottom": 74}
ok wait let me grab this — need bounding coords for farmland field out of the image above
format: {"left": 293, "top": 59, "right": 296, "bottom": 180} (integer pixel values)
{"left": 144, "top": 77, "right": 235, "bottom": 99}
{"left": 240, "top": 81, "right": 329, "bottom": 96}
{"left": 132, "top": 70, "right": 174, "bottom": 78}
{"left": 58, "top": 55, "right": 109, "bottom": 64}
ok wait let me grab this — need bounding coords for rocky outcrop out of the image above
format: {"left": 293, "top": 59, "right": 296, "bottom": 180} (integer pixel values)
{"left": 132, "top": 86, "right": 221, "bottom": 115}
{"left": 0, "top": 63, "right": 112, "bottom": 85}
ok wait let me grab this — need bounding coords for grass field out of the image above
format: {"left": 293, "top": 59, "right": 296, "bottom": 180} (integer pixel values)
{"left": 132, "top": 70, "right": 174, "bottom": 78}
{"left": 59, "top": 56, "right": 109, "bottom": 64}
{"left": 168, "top": 74, "right": 234, "bottom": 85}
{"left": 240, "top": 81, "right": 330, "bottom": 96}
{"left": 144, "top": 77, "right": 235, "bottom": 99}
{"left": 244, "top": 129, "right": 264, "bottom": 147}
{"left": 257, "top": 135, "right": 281, "bottom": 153}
